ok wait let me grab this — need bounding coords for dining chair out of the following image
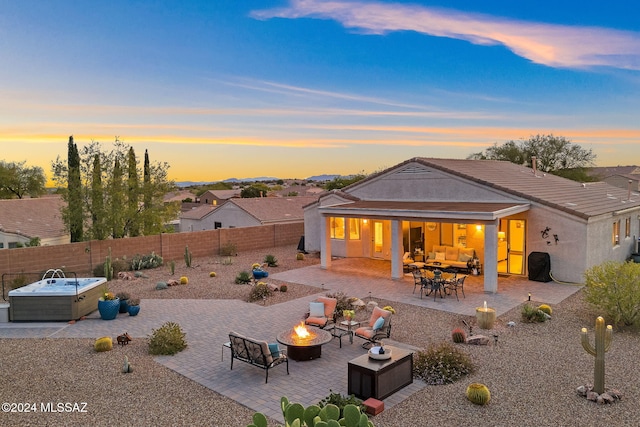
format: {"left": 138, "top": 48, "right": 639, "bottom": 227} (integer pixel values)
{"left": 447, "top": 274, "right": 467, "bottom": 301}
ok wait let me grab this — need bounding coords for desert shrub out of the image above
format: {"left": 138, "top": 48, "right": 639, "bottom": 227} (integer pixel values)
{"left": 325, "top": 291, "right": 355, "bottom": 315}
{"left": 521, "top": 304, "right": 547, "bottom": 323}
{"left": 148, "top": 321, "right": 187, "bottom": 355}
{"left": 318, "top": 390, "right": 365, "bottom": 417}
{"left": 235, "top": 271, "right": 252, "bottom": 284}
{"left": 264, "top": 254, "right": 278, "bottom": 267}
{"left": 131, "top": 252, "right": 163, "bottom": 270}
{"left": 249, "top": 282, "right": 272, "bottom": 302}
{"left": 220, "top": 242, "right": 237, "bottom": 257}
{"left": 584, "top": 260, "right": 640, "bottom": 326}
{"left": 413, "top": 342, "right": 475, "bottom": 385}
{"left": 10, "top": 274, "right": 29, "bottom": 289}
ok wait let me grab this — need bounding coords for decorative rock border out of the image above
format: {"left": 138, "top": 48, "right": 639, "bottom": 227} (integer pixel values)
{"left": 576, "top": 384, "right": 622, "bottom": 404}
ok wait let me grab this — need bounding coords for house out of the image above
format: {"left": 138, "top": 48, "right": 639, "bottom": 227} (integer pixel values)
{"left": 0, "top": 196, "right": 69, "bottom": 248}
{"left": 198, "top": 189, "right": 241, "bottom": 205}
{"left": 303, "top": 158, "right": 640, "bottom": 293}
{"left": 180, "top": 196, "right": 317, "bottom": 232}
{"left": 587, "top": 166, "right": 640, "bottom": 192}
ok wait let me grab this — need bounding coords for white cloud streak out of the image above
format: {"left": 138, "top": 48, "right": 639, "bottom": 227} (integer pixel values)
{"left": 252, "top": 0, "right": 640, "bottom": 70}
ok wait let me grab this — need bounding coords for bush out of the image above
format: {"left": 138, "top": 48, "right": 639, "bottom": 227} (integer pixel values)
{"left": 249, "top": 282, "right": 272, "bottom": 302}
{"left": 318, "top": 390, "right": 365, "bottom": 417}
{"left": 584, "top": 261, "right": 640, "bottom": 326}
{"left": 220, "top": 242, "right": 237, "bottom": 257}
{"left": 235, "top": 271, "right": 252, "bottom": 284}
{"left": 263, "top": 254, "right": 278, "bottom": 267}
{"left": 413, "top": 342, "right": 475, "bottom": 385}
{"left": 521, "top": 304, "right": 547, "bottom": 323}
{"left": 148, "top": 321, "right": 187, "bottom": 355}
{"left": 131, "top": 252, "right": 163, "bottom": 270}
{"left": 325, "top": 291, "right": 355, "bottom": 316}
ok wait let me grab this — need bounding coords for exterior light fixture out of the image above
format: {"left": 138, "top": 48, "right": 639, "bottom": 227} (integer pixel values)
{"left": 498, "top": 231, "right": 506, "bottom": 242}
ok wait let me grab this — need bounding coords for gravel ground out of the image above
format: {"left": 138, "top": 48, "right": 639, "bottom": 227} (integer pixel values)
{"left": 1, "top": 244, "right": 639, "bottom": 426}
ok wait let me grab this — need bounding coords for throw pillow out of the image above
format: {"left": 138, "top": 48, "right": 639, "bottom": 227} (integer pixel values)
{"left": 268, "top": 343, "right": 280, "bottom": 357}
{"left": 428, "top": 251, "right": 436, "bottom": 260}
{"left": 458, "top": 253, "right": 472, "bottom": 262}
{"left": 309, "top": 302, "right": 325, "bottom": 317}
{"left": 373, "top": 316, "right": 385, "bottom": 331}
{"left": 435, "top": 252, "right": 446, "bottom": 261}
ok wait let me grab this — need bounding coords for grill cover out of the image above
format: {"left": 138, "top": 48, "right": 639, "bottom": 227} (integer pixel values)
{"left": 528, "top": 252, "right": 551, "bottom": 282}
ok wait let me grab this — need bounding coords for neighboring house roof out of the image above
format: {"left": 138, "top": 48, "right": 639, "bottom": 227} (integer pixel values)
{"left": 0, "top": 196, "right": 67, "bottom": 239}
{"left": 339, "top": 158, "right": 640, "bottom": 220}
{"left": 180, "top": 204, "right": 219, "bottom": 220}
{"left": 225, "top": 196, "right": 318, "bottom": 224}
{"left": 199, "top": 189, "right": 241, "bottom": 203}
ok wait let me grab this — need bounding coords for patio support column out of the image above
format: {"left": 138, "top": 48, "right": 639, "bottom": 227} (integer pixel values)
{"left": 484, "top": 221, "right": 498, "bottom": 293}
{"left": 320, "top": 215, "right": 331, "bottom": 270}
{"left": 391, "top": 219, "right": 403, "bottom": 280}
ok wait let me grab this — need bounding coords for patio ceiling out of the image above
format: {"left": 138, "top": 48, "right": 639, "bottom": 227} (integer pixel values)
{"left": 318, "top": 201, "right": 530, "bottom": 222}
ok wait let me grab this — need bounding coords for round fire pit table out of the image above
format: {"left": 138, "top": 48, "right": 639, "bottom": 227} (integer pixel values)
{"left": 277, "top": 327, "right": 332, "bottom": 361}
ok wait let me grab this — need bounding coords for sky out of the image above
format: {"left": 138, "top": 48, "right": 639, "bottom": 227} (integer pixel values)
{"left": 1, "top": 0, "right": 639, "bottom": 183}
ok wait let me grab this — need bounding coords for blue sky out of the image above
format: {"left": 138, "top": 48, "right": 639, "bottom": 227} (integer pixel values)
{"left": 1, "top": 0, "right": 639, "bottom": 182}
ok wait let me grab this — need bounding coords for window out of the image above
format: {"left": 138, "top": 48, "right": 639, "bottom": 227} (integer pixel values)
{"left": 349, "top": 218, "right": 361, "bottom": 240}
{"left": 330, "top": 217, "right": 345, "bottom": 239}
{"left": 612, "top": 220, "right": 620, "bottom": 246}
{"left": 625, "top": 217, "right": 631, "bottom": 238}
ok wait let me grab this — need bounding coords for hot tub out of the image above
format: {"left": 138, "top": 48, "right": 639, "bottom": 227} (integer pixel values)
{"left": 8, "top": 277, "right": 107, "bottom": 321}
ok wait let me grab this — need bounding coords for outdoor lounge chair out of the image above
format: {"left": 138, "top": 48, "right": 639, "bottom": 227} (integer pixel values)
{"left": 228, "top": 332, "right": 288, "bottom": 383}
{"left": 305, "top": 296, "right": 338, "bottom": 329}
{"left": 354, "top": 306, "right": 392, "bottom": 348}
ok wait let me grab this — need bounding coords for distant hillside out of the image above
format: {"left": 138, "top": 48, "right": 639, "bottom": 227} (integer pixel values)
{"left": 306, "top": 174, "right": 341, "bottom": 182}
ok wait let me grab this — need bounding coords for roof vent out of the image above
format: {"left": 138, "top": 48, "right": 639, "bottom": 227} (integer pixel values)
{"left": 398, "top": 165, "right": 431, "bottom": 175}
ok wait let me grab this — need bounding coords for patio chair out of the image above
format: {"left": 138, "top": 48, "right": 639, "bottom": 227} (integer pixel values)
{"left": 305, "top": 296, "right": 338, "bottom": 329}
{"left": 412, "top": 269, "right": 425, "bottom": 294}
{"left": 445, "top": 274, "right": 467, "bottom": 301}
{"left": 354, "top": 306, "right": 392, "bottom": 348}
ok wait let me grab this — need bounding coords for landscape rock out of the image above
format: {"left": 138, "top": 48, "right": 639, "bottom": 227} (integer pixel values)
{"left": 466, "top": 335, "right": 490, "bottom": 345}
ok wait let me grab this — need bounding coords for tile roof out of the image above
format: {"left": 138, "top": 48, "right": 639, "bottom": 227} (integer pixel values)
{"left": 228, "top": 196, "right": 318, "bottom": 223}
{"left": 414, "top": 158, "right": 640, "bottom": 219}
{"left": 180, "top": 204, "right": 218, "bottom": 220}
{"left": 0, "top": 196, "right": 67, "bottom": 239}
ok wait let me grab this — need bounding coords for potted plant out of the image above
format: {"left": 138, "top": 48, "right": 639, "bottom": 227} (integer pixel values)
{"left": 251, "top": 263, "right": 269, "bottom": 280}
{"left": 116, "top": 292, "right": 131, "bottom": 313}
{"left": 127, "top": 298, "right": 140, "bottom": 316}
{"left": 98, "top": 288, "right": 120, "bottom": 320}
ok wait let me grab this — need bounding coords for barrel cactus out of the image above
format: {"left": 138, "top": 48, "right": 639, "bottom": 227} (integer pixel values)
{"left": 538, "top": 304, "right": 552, "bottom": 315}
{"left": 296, "top": 252, "right": 305, "bottom": 261}
{"left": 451, "top": 327, "right": 466, "bottom": 343}
{"left": 466, "top": 383, "right": 491, "bottom": 405}
{"left": 180, "top": 276, "right": 188, "bottom": 285}
{"left": 94, "top": 336, "right": 113, "bottom": 352}
{"left": 209, "top": 272, "right": 217, "bottom": 278}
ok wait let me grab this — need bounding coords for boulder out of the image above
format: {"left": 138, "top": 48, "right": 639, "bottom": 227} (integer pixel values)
{"left": 466, "top": 335, "right": 490, "bottom": 346}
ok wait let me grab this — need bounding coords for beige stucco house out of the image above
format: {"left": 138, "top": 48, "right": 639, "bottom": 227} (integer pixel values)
{"left": 180, "top": 196, "right": 316, "bottom": 231}
{"left": 0, "top": 196, "right": 69, "bottom": 248}
{"left": 303, "top": 158, "right": 640, "bottom": 293}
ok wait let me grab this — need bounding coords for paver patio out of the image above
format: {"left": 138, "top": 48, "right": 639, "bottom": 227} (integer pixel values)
{"left": 0, "top": 258, "right": 582, "bottom": 422}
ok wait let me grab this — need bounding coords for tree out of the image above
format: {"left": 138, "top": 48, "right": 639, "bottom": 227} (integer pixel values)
{"left": 468, "top": 134, "right": 596, "bottom": 175}
{"left": 240, "top": 183, "right": 271, "bottom": 198}
{"left": 68, "top": 136, "right": 84, "bottom": 242}
{"left": 0, "top": 160, "right": 47, "bottom": 199}
{"left": 51, "top": 137, "right": 179, "bottom": 240}
{"left": 324, "top": 174, "right": 367, "bottom": 191}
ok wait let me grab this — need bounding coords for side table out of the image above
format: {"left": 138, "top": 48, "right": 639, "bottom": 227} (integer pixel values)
{"left": 348, "top": 346, "right": 413, "bottom": 400}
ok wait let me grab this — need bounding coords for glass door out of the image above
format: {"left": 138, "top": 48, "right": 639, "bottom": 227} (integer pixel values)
{"left": 372, "top": 221, "right": 384, "bottom": 258}
{"left": 507, "top": 220, "right": 525, "bottom": 274}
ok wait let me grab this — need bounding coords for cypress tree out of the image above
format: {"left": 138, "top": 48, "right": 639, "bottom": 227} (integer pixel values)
{"left": 91, "top": 154, "right": 106, "bottom": 240}
{"left": 127, "top": 147, "right": 140, "bottom": 236}
{"left": 143, "top": 149, "right": 152, "bottom": 234}
{"left": 67, "top": 136, "right": 83, "bottom": 242}
{"left": 110, "top": 157, "right": 125, "bottom": 238}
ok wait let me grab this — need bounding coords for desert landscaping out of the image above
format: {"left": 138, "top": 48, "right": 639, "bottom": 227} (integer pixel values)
{"left": 1, "top": 244, "right": 640, "bottom": 426}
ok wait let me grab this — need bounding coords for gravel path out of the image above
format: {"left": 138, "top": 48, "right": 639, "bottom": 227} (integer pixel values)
{"left": 1, "top": 244, "right": 639, "bottom": 426}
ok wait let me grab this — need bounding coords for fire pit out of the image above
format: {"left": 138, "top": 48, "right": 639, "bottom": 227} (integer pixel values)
{"left": 277, "top": 322, "right": 333, "bottom": 361}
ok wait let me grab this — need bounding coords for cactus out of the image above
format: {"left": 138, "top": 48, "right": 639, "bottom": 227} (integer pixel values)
{"left": 466, "top": 383, "right": 491, "bottom": 405}
{"left": 180, "top": 276, "right": 188, "bottom": 285}
{"left": 538, "top": 304, "right": 552, "bottom": 315}
{"left": 122, "top": 355, "right": 133, "bottom": 373}
{"left": 451, "top": 327, "right": 466, "bottom": 343}
{"left": 169, "top": 260, "right": 175, "bottom": 275}
{"left": 209, "top": 272, "right": 216, "bottom": 277}
{"left": 581, "top": 316, "right": 613, "bottom": 394}
{"left": 94, "top": 336, "right": 113, "bottom": 352}
{"left": 248, "top": 396, "right": 374, "bottom": 427}
{"left": 280, "top": 285, "right": 288, "bottom": 292}
{"left": 296, "top": 252, "right": 305, "bottom": 261}
{"left": 184, "top": 245, "right": 192, "bottom": 268}
{"left": 104, "top": 247, "right": 113, "bottom": 281}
